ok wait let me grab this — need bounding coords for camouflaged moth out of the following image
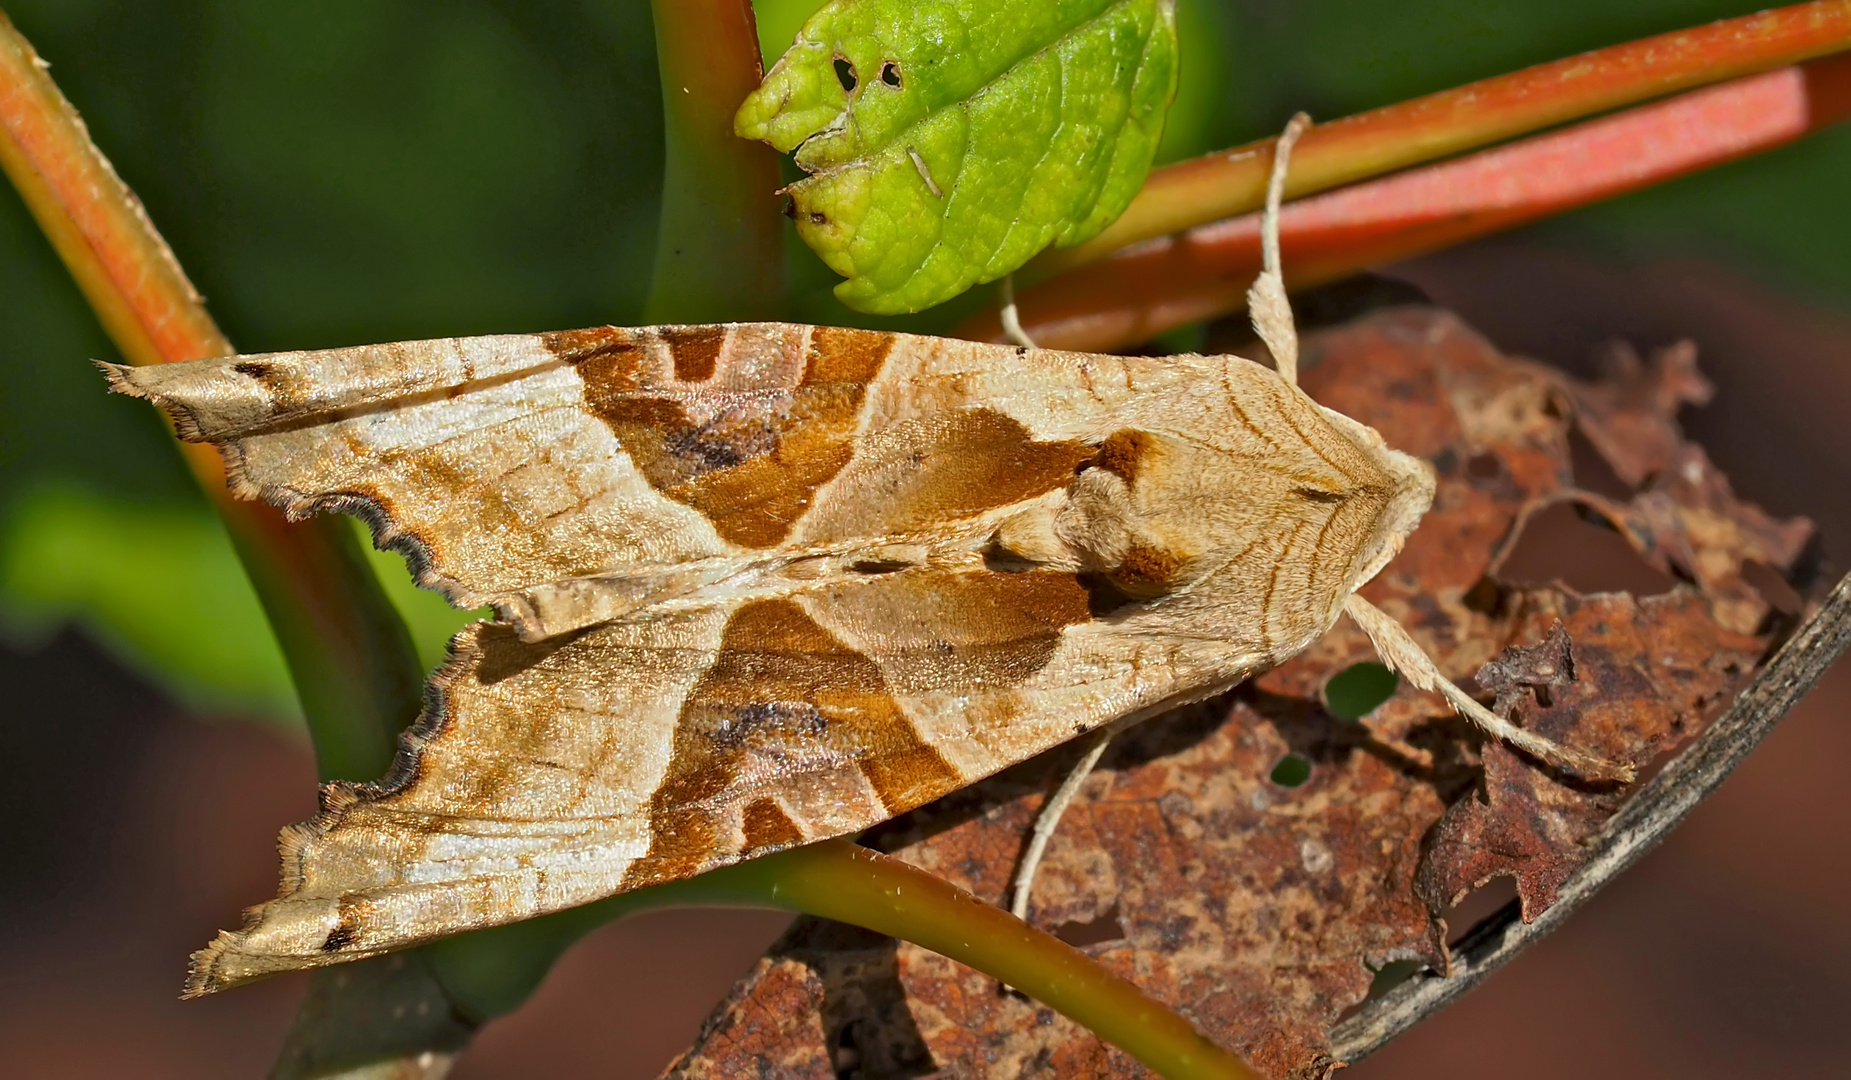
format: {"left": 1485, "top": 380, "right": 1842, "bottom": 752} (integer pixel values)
{"left": 108, "top": 117, "right": 1624, "bottom": 996}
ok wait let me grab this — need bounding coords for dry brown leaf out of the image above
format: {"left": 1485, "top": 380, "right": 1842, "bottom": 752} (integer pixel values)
{"left": 1416, "top": 593, "right": 1761, "bottom": 959}
{"left": 664, "top": 307, "right": 1817, "bottom": 1079}
{"left": 1557, "top": 339, "right": 1713, "bottom": 486}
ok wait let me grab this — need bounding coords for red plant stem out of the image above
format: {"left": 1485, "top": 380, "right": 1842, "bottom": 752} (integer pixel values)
{"left": 0, "top": 10, "right": 422, "bottom": 781}
{"left": 965, "top": 53, "right": 1851, "bottom": 353}
{"left": 1036, "top": 0, "right": 1851, "bottom": 279}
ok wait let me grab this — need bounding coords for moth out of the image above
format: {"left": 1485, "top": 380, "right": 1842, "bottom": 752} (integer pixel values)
{"left": 109, "top": 121, "right": 1622, "bottom": 997}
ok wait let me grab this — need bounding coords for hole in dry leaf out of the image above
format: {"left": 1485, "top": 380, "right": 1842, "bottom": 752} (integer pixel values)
{"left": 1270, "top": 753, "right": 1312, "bottom": 788}
{"left": 1443, "top": 875, "right": 1519, "bottom": 948}
{"left": 880, "top": 60, "right": 902, "bottom": 87}
{"left": 1464, "top": 452, "right": 1503, "bottom": 481}
{"left": 1323, "top": 662, "right": 1398, "bottom": 720}
{"left": 1364, "top": 959, "right": 1426, "bottom": 1001}
{"left": 1495, "top": 502, "right": 1678, "bottom": 595}
{"left": 1053, "top": 903, "right": 1125, "bottom": 948}
{"left": 1742, "top": 559, "right": 1803, "bottom": 615}
{"left": 833, "top": 56, "right": 857, "bottom": 92}
{"left": 1567, "top": 427, "right": 1635, "bottom": 499}
{"left": 830, "top": 1019, "right": 863, "bottom": 1078}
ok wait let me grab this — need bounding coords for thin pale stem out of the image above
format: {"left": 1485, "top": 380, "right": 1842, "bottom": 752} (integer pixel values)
{"left": 1011, "top": 728, "right": 1113, "bottom": 920}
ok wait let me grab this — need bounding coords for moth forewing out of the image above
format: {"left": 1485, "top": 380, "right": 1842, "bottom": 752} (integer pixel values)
{"left": 105, "top": 321, "right": 1557, "bottom": 997}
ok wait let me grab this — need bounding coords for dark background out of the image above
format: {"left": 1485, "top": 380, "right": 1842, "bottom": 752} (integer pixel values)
{"left": 1, "top": 2, "right": 1846, "bottom": 1076}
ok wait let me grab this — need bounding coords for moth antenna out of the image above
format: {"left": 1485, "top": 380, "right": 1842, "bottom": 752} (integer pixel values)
{"left": 1249, "top": 112, "right": 1312, "bottom": 387}
{"left": 1010, "top": 726, "right": 1114, "bottom": 921}
{"left": 1343, "top": 594, "right": 1636, "bottom": 784}
{"left": 999, "top": 273, "right": 1038, "bottom": 350}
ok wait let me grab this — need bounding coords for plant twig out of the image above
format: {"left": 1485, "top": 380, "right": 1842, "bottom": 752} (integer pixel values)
{"left": 1033, "top": 0, "right": 1851, "bottom": 279}
{"left": 1329, "top": 571, "right": 1851, "bottom": 1063}
{"left": 962, "top": 52, "right": 1851, "bottom": 352}
{"left": 436, "top": 836, "right": 1268, "bottom": 1078}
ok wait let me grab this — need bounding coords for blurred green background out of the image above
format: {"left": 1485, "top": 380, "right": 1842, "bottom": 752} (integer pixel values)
{"left": 2, "top": 0, "right": 1845, "bottom": 725}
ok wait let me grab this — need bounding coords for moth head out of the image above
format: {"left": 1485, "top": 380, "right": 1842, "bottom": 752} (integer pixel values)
{"left": 1314, "top": 404, "right": 1437, "bottom": 593}
{"left": 736, "top": 0, "right": 948, "bottom": 171}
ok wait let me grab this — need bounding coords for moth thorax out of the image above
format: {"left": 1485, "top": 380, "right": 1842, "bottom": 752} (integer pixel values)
{"left": 1040, "top": 428, "right": 1198, "bottom": 599}
{"left": 1058, "top": 473, "right": 1199, "bottom": 598}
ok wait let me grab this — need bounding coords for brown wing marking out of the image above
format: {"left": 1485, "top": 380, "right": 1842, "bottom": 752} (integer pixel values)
{"left": 741, "top": 797, "right": 807, "bottom": 850}
{"left": 620, "top": 596, "right": 962, "bottom": 890}
{"left": 796, "top": 408, "right": 1095, "bottom": 539}
{"left": 809, "top": 568, "right": 1097, "bottom": 695}
{"left": 1091, "top": 429, "right": 1153, "bottom": 483}
{"left": 661, "top": 325, "right": 724, "bottom": 381}
{"left": 569, "top": 325, "right": 895, "bottom": 548}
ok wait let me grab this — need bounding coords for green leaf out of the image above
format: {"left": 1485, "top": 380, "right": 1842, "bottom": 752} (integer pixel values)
{"left": 737, "top": 0, "right": 1179, "bottom": 315}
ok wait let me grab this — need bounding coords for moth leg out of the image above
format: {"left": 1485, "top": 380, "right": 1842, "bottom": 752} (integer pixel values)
{"left": 1248, "top": 112, "right": 1312, "bottom": 387}
{"left": 1343, "top": 594, "right": 1636, "bottom": 783}
{"left": 1010, "top": 726, "right": 1114, "bottom": 921}
{"left": 999, "top": 273, "right": 1038, "bottom": 350}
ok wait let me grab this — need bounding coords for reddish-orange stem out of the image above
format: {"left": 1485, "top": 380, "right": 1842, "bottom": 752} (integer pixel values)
{"left": 965, "top": 53, "right": 1851, "bottom": 353}
{"left": 0, "top": 11, "right": 421, "bottom": 780}
{"left": 1035, "top": 0, "right": 1851, "bottom": 280}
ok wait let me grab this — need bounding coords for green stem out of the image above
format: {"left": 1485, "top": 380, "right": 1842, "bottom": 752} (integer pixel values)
{"left": 733, "top": 841, "right": 1257, "bottom": 1080}
{"left": 644, "top": 0, "right": 786, "bottom": 323}
{"left": 427, "top": 840, "right": 1257, "bottom": 1079}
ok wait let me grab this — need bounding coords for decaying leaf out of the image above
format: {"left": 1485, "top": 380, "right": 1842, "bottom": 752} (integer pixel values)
{"left": 665, "top": 306, "right": 1819, "bottom": 1078}
{"left": 1417, "top": 593, "right": 1760, "bottom": 958}
{"left": 737, "top": 0, "right": 1179, "bottom": 314}
{"left": 1557, "top": 339, "right": 1713, "bottom": 487}
{"left": 1513, "top": 447, "right": 1816, "bottom": 636}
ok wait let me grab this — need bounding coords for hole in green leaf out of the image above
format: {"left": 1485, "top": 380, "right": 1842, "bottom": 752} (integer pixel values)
{"left": 833, "top": 56, "right": 857, "bottom": 93}
{"left": 880, "top": 60, "right": 902, "bottom": 88}
{"left": 1269, "top": 754, "right": 1312, "bottom": 788}
{"left": 1324, "top": 661, "right": 1398, "bottom": 720}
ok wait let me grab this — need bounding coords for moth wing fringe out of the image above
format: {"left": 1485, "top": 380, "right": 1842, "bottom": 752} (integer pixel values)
{"left": 100, "top": 357, "right": 500, "bottom": 612}
{"left": 98, "top": 361, "right": 212, "bottom": 443}
{"left": 182, "top": 625, "right": 489, "bottom": 997}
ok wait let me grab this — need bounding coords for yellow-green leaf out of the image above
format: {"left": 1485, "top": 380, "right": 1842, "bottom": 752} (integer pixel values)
{"left": 738, "top": 0, "right": 1178, "bottom": 314}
